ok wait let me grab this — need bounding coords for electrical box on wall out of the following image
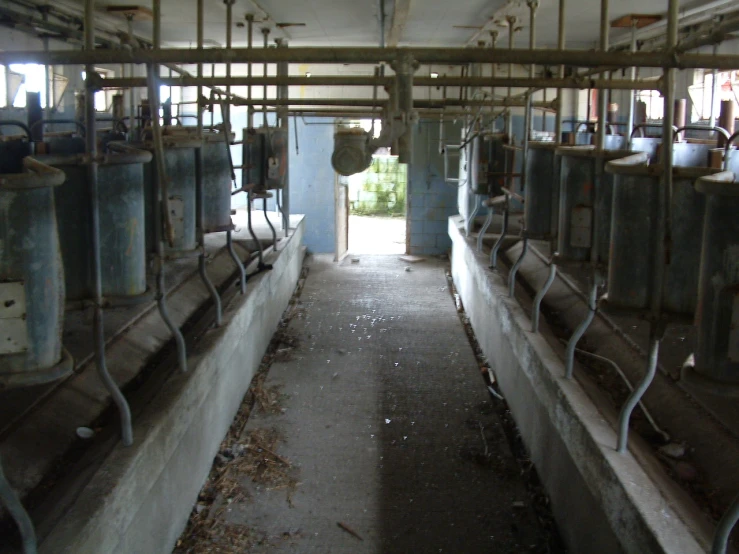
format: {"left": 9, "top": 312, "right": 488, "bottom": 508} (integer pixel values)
{"left": 243, "top": 127, "right": 288, "bottom": 191}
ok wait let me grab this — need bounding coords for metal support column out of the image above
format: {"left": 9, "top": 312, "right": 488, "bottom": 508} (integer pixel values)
{"left": 86, "top": 0, "right": 133, "bottom": 446}
{"left": 196, "top": 0, "right": 223, "bottom": 326}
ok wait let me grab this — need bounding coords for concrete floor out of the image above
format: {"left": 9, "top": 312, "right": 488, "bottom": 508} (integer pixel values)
{"left": 348, "top": 215, "right": 406, "bottom": 255}
{"left": 185, "top": 254, "right": 552, "bottom": 553}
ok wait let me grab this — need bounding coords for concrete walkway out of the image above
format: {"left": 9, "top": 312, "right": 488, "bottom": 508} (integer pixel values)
{"left": 179, "top": 255, "right": 550, "bottom": 553}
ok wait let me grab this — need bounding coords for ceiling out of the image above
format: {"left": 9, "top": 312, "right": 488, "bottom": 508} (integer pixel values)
{"left": 33, "top": 0, "right": 739, "bottom": 52}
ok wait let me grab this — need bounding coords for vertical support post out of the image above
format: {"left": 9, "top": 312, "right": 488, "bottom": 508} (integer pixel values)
{"left": 276, "top": 38, "right": 290, "bottom": 237}
{"left": 196, "top": 0, "right": 222, "bottom": 326}
{"left": 489, "top": 195, "right": 509, "bottom": 269}
{"left": 490, "top": 30, "right": 498, "bottom": 125}
{"left": 718, "top": 100, "right": 736, "bottom": 148}
{"left": 674, "top": 98, "right": 687, "bottom": 141}
{"left": 262, "top": 27, "right": 269, "bottom": 127}
{"left": 223, "top": 0, "right": 246, "bottom": 293}
{"left": 709, "top": 41, "right": 719, "bottom": 132}
{"left": 149, "top": 0, "right": 187, "bottom": 373}
{"left": 625, "top": 22, "right": 638, "bottom": 141}
{"left": 554, "top": 0, "right": 565, "bottom": 143}
{"left": 505, "top": 16, "right": 517, "bottom": 137}
{"left": 127, "top": 15, "right": 136, "bottom": 138}
{"left": 246, "top": 14, "right": 254, "bottom": 129}
{"left": 85, "top": 0, "right": 133, "bottom": 447}
{"left": 596, "top": 0, "right": 609, "bottom": 151}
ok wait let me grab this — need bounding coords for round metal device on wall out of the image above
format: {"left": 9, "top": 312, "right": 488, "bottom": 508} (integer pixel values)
{"left": 331, "top": 128, "right": 372, "bottom": 176}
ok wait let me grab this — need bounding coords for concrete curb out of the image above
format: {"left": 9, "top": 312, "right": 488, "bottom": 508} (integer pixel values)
{"left": 449, "top": 216, "right": 706, "bottom": 554}
{"left": 40, "top": 220, "right": 305, "bottom": 554}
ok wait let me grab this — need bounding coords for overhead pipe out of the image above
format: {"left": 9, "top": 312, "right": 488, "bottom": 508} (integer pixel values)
{"left": 97, "top": 74, "right": 662, "bottom": 91}
{"left": 7, "top": 46, "right": 739, "bottom": 69}
{"left": 195, "top": 0, "right": 223, "bottom": 327}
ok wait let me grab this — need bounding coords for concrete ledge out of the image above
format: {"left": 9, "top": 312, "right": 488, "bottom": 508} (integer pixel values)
{"left": 449, "top": 216, "right": 707, "bottom": 554}
{"left": 39, "top": 219, "right": 305, "bottom": 554}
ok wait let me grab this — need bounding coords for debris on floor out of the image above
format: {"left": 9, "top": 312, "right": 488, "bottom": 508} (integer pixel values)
{"left": 399, "top": 254, "right": 425, "bottom": 263}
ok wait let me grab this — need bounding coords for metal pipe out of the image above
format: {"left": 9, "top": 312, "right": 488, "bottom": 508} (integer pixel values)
{"left": 625, "top": 23, "right": 638, "bottom": 140}
{"left": 97, "top": 75, "right": 661, "bottom": 91}
{"left": 223, "top": 3, "right": 246, "bottom": 295}
{"left": 653, "top": 0, "right": 679, "bottom": 320}
{"left": 565, "top": 273, "right": 599, "bottom": 379}
{"left": 477, "top": 208, "right": 493, "bottom": 253}
{"left": 505, "top": 16, "right": 516, "bottom": 136}
{"left": 86, "top": 0, "right": 133, "bottom": 447}
{"left": 508, "top": 237, "right": 528, "bottom": 298}
{"left": 276, "top": 38, "right": 290, "bottom": 237}
{"left": 6, "top": 47, "right": 739, "bottom": 69}
{"left": 262, "top": 27, "right": 269, "bottom": 127}
{"left": 195, "top": 0, "right": 222, "bottom": 326}
{"left": 263, "top": 197, "right": 277, "bottom": 244}
{"left": 127, "top": 15, "right": 136, "bottom": 138}
{"left": 617, "top": 327, "right": 661, "bottom": 453}
{"left": 490, "top": 31, "right": 498, "bottom": 110}
{"left": 532, "top": 263, "right": 556, "bottom": 332}
{"left": 712, "top": 494, "right": 739, "bottom": 554}
{"left": 596, "top": 0, "right": 609, "bottom": 151}
{"left": 247, "top": 14, "right": 254, "bottom": 128}
{"left": 709, "top": 42, "right": 719, "bottom": 130}
{"left": 0, "top": 460, "right": 36, "bottom": 554}
{"left": 554, "top": 0, "right": 566, "bottom": 142}
{"left": 489, "top": 197, "right": 509, "bottom": 269}
{"left": 675, "top": 12, "right": 739, "bottom": 54}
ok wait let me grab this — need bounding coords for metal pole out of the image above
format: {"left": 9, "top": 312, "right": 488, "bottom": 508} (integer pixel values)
{"left": 247, "top": 14, "right": 254, "bottom": 129}
{"left": 196, "top": 0, "right": 222, "bottom": 326}
{"left": 531, "top": 263, "right": 556, "bottom": 332}
{"left": 489, "top": 195, "right": 509, "bottom": 269}
{"left": 127, "top": 15, "right": 136, "bottom": 138}
{"left": 712, "top": 494, "right": 739, "bottom": 554}
{"left": 617, "top": 325, "right": 661, "bottom": 453}
{"left": 709, "top": 42, "right": 719, "bottom": 130}
{"left": 223, "top": 0, "right": 246, "bottom": 293}
{"left": 596, "top": 0, "right": 609, "bottom": 150}
{"left": 626, "top": 23, "right": 638, "bottom": 141}
{"left": 262, "top": 27, "right": 269, "bottom": 127}
{"left": 565, "top": 274, "right": 600, "bottom": 379}
{"left": 276, "top": 38, "right": 289, "bottom": 237}
{"left": 86, "top": 0, "right": 133, "bottom": 447}
{"left": 554, "top": 0, "right": 566, "bottom": 142}
{"left": 654, "top": 0, "right": 678, "bottom": 320}
{"left": 505, "top": 16, "right": 517, "bottom": 137}
{"left": 0, "top": 461, "right": 36, "bottom": 554}
{"left": 508, "top": 1, "right": 537, "bottom": 295}
{"left": 149, "top": 1, "right": 187, "bottom": 373}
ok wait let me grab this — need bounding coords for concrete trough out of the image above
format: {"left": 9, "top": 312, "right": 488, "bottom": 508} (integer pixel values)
{"left": 449, "top": 215, "right": 709, "bottom": 554}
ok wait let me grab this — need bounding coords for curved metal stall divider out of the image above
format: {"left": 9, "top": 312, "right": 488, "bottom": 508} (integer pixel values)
{"left": 552, "top": 144, "right": 634, "bottom": 379}
{"left": 0, "top": 123, "right": 72, "bottom": 554}
{"left": 603, "top": 126, "right": 729, "bottom": 453}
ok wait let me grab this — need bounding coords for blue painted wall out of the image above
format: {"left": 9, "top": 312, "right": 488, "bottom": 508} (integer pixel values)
{"left": 287, "top": 117, "right": 336, "bottom": 254}
{"left": 407, "top": 120, "right": 464, "bottom": 256}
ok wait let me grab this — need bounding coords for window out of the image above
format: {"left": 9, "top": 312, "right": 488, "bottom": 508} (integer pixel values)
{"left": 636, "top": 90, "right": 664, "bottom": 121}
{"left": 8, "top": 63, "right": 48, "bottom": 108}
{"left": 688, "top": 70, "right": 739, "bottom": 122}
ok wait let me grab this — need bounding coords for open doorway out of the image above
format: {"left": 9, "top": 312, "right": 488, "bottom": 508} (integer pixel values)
{"left": 347, "top": 154, "right": 407, "bottom": 254}
{"left": 343, "top": 119, "right": 408, "bottom": 255}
